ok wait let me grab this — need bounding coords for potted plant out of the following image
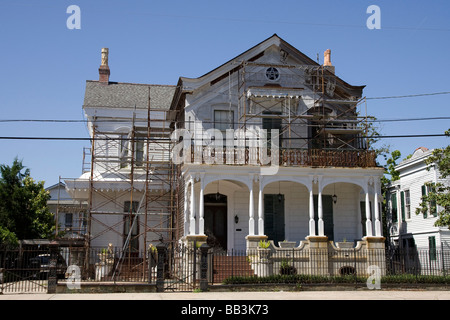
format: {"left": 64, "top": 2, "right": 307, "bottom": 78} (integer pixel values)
{"left": 279, "top": 259, "right": 297, "bottom": 275}
{"left": 257, "top": 240, "right": 271, "bottom": 260}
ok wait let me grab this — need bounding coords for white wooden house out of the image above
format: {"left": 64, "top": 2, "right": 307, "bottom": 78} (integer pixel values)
{"left": 388, "top": 147, "right": 450, "bottom": 251}
{"left": 65, "top": 34, "right": 385, "bottom": 267}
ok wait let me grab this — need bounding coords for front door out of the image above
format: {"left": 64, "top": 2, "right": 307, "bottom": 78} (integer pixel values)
{"left": 264, "top": 194, "right": 285, "bottom": 246}
{"left": 204, "top": 194, "right": 228, "bottom": 250}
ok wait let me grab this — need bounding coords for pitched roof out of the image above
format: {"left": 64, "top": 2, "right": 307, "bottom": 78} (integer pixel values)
{"left": 83, "top": 81, "right": 176, "bottom": 110}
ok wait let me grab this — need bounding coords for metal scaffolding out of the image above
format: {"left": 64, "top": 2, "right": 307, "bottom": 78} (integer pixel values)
{"left": 61, "top": 86, "right": 181, "bottom": 280}
{"left": 236, "top": 60, "right": 369, "bottom": 153}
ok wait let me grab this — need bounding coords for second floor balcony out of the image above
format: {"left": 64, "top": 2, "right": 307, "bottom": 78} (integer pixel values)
{"left": 184, "top": 145, "right": 378, "bottom": 168}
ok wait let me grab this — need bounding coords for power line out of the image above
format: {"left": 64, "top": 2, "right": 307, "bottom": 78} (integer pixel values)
{"left": 0, "top": 133, "right": 446, "bottom": 141}
{"left": 366, "top": 91, "right": 450, "bottom": 100}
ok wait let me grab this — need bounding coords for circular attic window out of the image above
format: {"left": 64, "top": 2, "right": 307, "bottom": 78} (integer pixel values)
{"left": 265, "top": 67, "right": 280, "bottom": 81}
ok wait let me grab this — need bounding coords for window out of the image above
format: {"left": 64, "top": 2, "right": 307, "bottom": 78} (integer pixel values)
{"left": 400, "top": 191, "right": 406, "bottom": 222}
{"left": 124, "top": 201, "right": 139, "bottom": 213}
{"left": 421, "top": 183, "right": 437, "bottom": 218}
{"left": 404, "top": 190, "right": 411, "bottom": 220}
{"left": 214, "top": 110, "right": 234, "bottom": 131}
{"left": 119, "top": 134, "right": 144, "bottom": 168}
{"left": 265, "top": 67, "right": 280, "bottom": 81}
{"left": 65, "top": 213, "right": 73, "bottom": 229}
{"left": 262, "top": 111, "right": 282, "bottom": 146}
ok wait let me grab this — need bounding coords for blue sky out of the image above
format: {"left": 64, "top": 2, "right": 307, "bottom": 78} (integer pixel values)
{"left": 0, "top": 0, "right": 449, "bottom": 188}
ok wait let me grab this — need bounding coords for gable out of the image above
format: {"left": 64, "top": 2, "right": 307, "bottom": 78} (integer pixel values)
{"left": 174, "top": 34, "right": 364, "bottom": 106}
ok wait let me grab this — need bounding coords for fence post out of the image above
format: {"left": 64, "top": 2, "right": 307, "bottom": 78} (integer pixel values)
{"left": 156, "top": 243, "right": 166, "bottom": 292}
{"left": 200, "top": 243, "right": 210, "bottom": 291}
{"left": 0, "top": 268, "right": 3, "bottom": 294}
{"left": 47, "top": 242, "right": 59, "bottom": 294}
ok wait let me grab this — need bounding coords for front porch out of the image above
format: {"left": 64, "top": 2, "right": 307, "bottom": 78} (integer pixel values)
{"left": 181, "top": 166, "right": 385, "bottom": 252}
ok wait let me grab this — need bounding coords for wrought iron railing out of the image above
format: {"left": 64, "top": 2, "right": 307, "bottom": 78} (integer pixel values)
{"left": 188, "top": 146, "right": 378, "bottom": 168}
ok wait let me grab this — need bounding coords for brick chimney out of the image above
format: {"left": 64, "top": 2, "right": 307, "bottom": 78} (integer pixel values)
{"left": 99, "top": 48, "right": 110, "bottom": 84}
{"left": 323, "top": 49, "right": 335, "bottom": 74}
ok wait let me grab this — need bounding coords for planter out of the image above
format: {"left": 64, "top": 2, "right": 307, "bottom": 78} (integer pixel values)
{"left": 257, "top": 248, "right": 271, "bottom": 260}
{"left": 336, "top": 242, "right": 354, "bottom": 249}
{"left": 279, "top": 241, "right": 296, "bottom": 248}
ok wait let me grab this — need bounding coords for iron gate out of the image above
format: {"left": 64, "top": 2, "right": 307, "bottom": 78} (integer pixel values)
{"left": 0, "top": 247, "right": 54, "bottom": 294}
{"left": 160, "top": 242, "right": 200, "bottom": 292}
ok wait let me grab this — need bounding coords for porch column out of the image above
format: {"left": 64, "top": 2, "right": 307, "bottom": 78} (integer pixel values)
{"left": 365, "top": 191, "right": 373, "bottom": 237}
{"left": 189, "top": 177, "right": 196, "bottom": 235}
{"left": 249, "top": 182, "right": 255, "bottom": 236}
{"left": 199, "top": 178, "right": 205, "bottom": 235}
{"left": 309, "top": 189, "right": 316, "bottom": 236}
{"left": 184, "top": 178, "right": 189, "bottom": 237}
{"left": 374, "top": 184, "right": 381, "bottom": 237}
{"left": 258, "top": 181, "right": 264, "bottom": 236}
{"left": 318, "top": 189, "right": 324, "bottom": 236}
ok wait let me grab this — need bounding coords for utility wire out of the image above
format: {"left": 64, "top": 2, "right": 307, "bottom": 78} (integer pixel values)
{"left": 0, "top": 133, "right": 447, "bottom": 141}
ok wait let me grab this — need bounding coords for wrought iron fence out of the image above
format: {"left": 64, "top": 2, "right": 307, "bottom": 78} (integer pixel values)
{"left": 2, "top": 244, "right": 449, "bottom": 293}
{"left": 208, "top": 247, "right": 450, "bottom": 284}
{"left": 0, "top": 246, "right": 55, "bottom": 293}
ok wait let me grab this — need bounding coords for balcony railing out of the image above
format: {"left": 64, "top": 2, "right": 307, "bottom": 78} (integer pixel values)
{"left": 187, "top": 146, "right": 378, "bottom": 168}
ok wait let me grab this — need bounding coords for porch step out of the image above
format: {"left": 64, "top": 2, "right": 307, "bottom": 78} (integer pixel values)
{"left": 212, "top": 255, "right": 254, "bottom": 283}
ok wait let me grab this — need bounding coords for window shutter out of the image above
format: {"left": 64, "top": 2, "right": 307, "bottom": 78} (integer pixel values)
{"left": 421, "top": 185, "right": 428, "bottom": 218}
{"left": 400, "top": 191, "right": 405, "bottom": 222}
{"left": 391, "top": 193, "right": 398, "bottom": 223}
{"left": 430, "top": 183, "right": 437, "bottom": 217}
{"left": 429, "top": 236, "right": 437, "bottom": 261}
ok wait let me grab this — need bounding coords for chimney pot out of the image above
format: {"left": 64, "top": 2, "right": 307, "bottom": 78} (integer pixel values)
{"left": 99, "top": 48, "right": 110, "bottom": 84}
{"left": 323, "top": 49, "right": 335, "bottom": 74}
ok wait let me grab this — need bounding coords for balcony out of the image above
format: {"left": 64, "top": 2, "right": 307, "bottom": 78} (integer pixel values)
{"left": 187, "top": 146, "right": 378, "bottom": 168}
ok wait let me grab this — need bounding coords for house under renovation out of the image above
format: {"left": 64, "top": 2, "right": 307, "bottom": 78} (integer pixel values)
{"left": 64, "top": 34, "right": 386, "bottom": 282}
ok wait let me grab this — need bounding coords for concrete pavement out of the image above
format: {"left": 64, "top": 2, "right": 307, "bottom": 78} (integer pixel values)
{"left": 1, "top": 290, "right": 449, "bottom": 300}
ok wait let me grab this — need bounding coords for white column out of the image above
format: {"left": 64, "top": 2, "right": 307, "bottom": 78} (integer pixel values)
{"left": 365, "top": 191, "right": 373, "bottom": 237}
{"left": 249, "top": 182, "right": 255, "bottom": 236}
{"left": 374, "top": 188, "right": 381, "bottom": 237}
{"left": 309, "top": 189, "right": 316, "bottom": 236}
{"left": 258, "top": 181, "right": 264, "bottom": 236}
{"left": 184, "top": 178, "right": 189, "bottom": 237}
{"left": 189, "top": 177, "right": 196, "bottom": 235}
{"left": 199, "top": 178, "right": 205, "bottom": 235}
{"left": 318, "top": 189, "right": 324, "bottom": 236}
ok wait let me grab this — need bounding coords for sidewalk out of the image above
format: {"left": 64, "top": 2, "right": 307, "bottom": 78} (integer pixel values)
{"left": 1, "top": 290, "right": 450, "bottom": 300}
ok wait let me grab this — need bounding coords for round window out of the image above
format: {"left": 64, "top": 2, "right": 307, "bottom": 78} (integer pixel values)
{"left": 265, "top": 67, "right": 280, "bottom": 81}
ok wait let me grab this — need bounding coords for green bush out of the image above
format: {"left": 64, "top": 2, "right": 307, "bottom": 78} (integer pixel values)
{"left": 222, "top": 274, "right": 450, "bottom": 285}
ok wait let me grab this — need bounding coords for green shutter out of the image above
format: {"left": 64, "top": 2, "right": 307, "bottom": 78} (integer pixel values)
{"left": 391, "top": 193, "right": 398, "bottom": 223}
{"left": 429, "top": 236, "right": 437, "bottom": 261}
{"left": 264, "top": 194, "right": 285, "bottom": 245}
{"left": 421, "top": 185, "right": 428, "bottom": 218}
{"left": 430, "top": 183, "right": 437, "bottom": 217}
{"left": 400, "top": 191, "right": 406, "bottom": 222}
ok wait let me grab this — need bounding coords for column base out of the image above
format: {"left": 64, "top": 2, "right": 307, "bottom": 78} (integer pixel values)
{"left": 362, "top": 236, "right": 386, "bottom": 249}
{"left": 246, "top": 235, "right": 268, "bottom": 252}
{"left": 305, "top": 235, "right": 329, "bottom": 248}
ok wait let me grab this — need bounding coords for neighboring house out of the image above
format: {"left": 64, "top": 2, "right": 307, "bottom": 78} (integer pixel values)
{"left": 65, "top": 34, "right": 385, "bottom": 257}
{"left": 46, "top": 182, "right": 87, "bottom": 239}
{"left": 387, "top": 147, "right": 450, "bottom": 251}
